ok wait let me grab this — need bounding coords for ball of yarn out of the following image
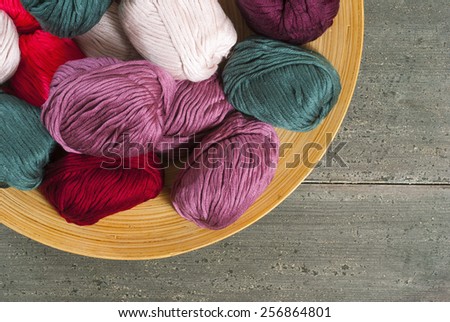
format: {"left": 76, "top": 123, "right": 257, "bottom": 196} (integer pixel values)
{"left": 40, "top": 152, "right": 164, "bottom": 226}
{"left": 223, "top": 37, "right": 341, "bottom": 132}
{"left": 171, "top": 112, "right": 280, "bottom": 230}
{"left": 8, "top": 30, "right": 85, "bottom": 107}
{"left": 42, "top": 57, "right": 177, "bottom": 157}
{"left": 0, "top": 11, "right": 20, "bottom": 84}
{"left": 119, "top": 0, "right": 237, "bottom": 82}
{"left": 0, "top": 0, "right": 40, "bottom": 33}
{"left": 0, "top": 91, "right": 55, "bottom": 190}
{"left": 74, "top": 2, "right": 140, "bottom": 61}
{"left": 157, "top": 74, "right": 234, "bottom": 153}
{"left": 21, "top": 0, "right": 112, "bottom": 38}
{"left": 237, "top": 0, "right": 340, "bottom": 45}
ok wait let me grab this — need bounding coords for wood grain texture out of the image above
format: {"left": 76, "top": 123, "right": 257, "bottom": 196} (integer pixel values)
{"left": 2, "top": 184, "right": 449, "bottom": 302}
{"left": 0, "top": 0, "right": 364, "bottom": 259}
{"left": 308, "top": 0, "right": 449, "bottom": 184}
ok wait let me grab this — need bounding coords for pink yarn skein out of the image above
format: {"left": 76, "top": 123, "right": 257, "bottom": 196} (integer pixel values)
{"left": 171, "top": 112, "right": 280, "bottom": 230}
{"left": 42, "top": 57, "right": 176, "bottom": 158}
{"left": 42, "top": 58, "right": 236, "bottom": 158}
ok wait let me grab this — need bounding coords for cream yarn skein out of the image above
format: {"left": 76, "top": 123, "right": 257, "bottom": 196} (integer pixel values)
{"left": 75, "top": 2, "right": 140, "bottom": 61}
{"left": 0, "top": 10, "right": 20, "bottom": 84}
{"left": 119, "top": 0, "right": 237, "bottom": 82}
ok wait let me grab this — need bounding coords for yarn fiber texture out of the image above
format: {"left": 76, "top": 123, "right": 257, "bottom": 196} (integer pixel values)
{"left": 157, "top": 74, "right": 234, "bottom": 153}
{"left": 171, "top": 112, "right": 280, "bottom": 230}
{"left": 0, "top": 11, "right": 20, "bottom": 84}
{"left": 74, "top": 1, "right": 140, "bottom": 61}
{"left": 0, "top": 91, "right": 54, "bottom": 190}
{"left": 237, "top": 0, "right": 340, "bottom": 45}
{"left": 42, "top": 57, "right": 176, "bottom": 157}
{"left": 8, "top": 30, "right": 85, "bottom": 107}
{"left": 119, "top": 0, "right": 237, "bottom": 82}
{"left": 21, "top": 0, "right": 112, "bottom": 38}
{"left": 223, "top": 37, "right": 342, "bottom": 132}
{"left": 0, "top": 0, "right": 40, "bottom": 33}
{"left": 40, "top": 152, "right": 164, "bottom": 226}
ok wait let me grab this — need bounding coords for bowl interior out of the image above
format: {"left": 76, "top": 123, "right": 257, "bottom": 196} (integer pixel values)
{"left": 0, "top": 0, "right": 364, "bottom": 260}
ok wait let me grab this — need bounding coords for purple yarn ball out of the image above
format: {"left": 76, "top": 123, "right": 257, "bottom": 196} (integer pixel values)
{"left": 42, "top": 57, "right": 176, "bottom": 157}
{"left": 42, "top": 58, "right": 237, "bottom": 159}
{"left": 171, "top": 112, "right": 280, "bottom": 230}
{"left": 237, "top": 0, "right": 340, "bottom": 45}
{"left": 157, "top": 74, "right": 235, "bottom": 154}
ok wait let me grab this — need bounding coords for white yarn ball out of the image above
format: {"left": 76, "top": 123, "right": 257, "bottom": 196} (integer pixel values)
{"left": 75, "top": 2, "right": 140, "bottom": 61}
{"left": 119, "top": 0, "right": 237, "bottom": 82}
{"left": 0, "top": 10, "right": 21, "bottom": 84}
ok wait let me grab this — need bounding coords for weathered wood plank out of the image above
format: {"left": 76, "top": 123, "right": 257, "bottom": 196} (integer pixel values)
{"left": 308, "top": 0, "right": 449, "bottom": 184}
{"left": 1, "top": 0, "right": 449, "bottom": 303}
{"left": 2, "top": 184, "right": 449, "bottom": 301}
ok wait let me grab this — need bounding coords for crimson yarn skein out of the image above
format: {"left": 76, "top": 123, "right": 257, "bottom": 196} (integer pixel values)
{"left": 237, "top": 0, "right": 340, "bottom": 45}
{"left": 171, "top": 112, "right": 280, "bottom": 230}
{"left": 40, "top": 152, "right": 164, "bottom": 226}
{"left": 0, "top": 0, "right": 40, "bottom": 33}
{"left": 8, "top": 30, "right": 85, "bottom": 107}
{"left": 42, "top": 57, "right": 176, "bottom": 157}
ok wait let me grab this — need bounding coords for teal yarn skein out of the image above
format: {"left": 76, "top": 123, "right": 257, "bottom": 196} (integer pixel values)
{"left": 21, "top": 0, "right": 112, "bottom": 38}
{"left": 223, "top": 37, "right": 342, "bottom": 132}
{"left": 0, "top": 91, "right": 54, "bottom": 190}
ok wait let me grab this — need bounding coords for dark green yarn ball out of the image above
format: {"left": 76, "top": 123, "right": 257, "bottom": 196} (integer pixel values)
{"left": 0, "top": 91, "right": 55, "bottom": 190}
{"left": 21, "top": 0, "right": 112, "bottom": 38}
{"left": 223, "top": 37, "right": 342, "bottom": 132}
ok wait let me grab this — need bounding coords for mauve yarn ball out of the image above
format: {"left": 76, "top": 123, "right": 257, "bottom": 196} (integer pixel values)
{"left": 237, "top": 0, "right": 340, "bottom": 45}
{"left": 171, "top": 112, "right": 280, "bottom": 230}
{"left": 8, "top": 30, "right": 85, "bottom": 107}
{"left": 0, "top": 91, "right": 55, "bottom": 190}
{"left": 21, "top": 0, "right": 112, "bottom": 38}
{"left": 74, "top": 1, "right": 140, "bottom": 61}
{"left": 223, "top": 37, "right": 341, "bottom": 132}
{"left": 42, "top": 57, "right": 177, "bottom": 158}
{"left": 119, "top": 0, "right": 237, "bottom": 82}
{"left": 157, "top": 74, "right": 235, "bottom": 153}
{"left": 0, "top": 10, "right": 20, "bottom": 84}
{"left": 0, "top": 0, "right": 40, "bottom": 33}
{"left": 40, "top": 152, "right": 164, "bottom": 226}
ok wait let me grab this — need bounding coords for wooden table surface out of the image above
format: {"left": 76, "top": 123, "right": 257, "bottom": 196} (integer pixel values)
{"left": 1, "top": 0, "right": 449, "bottom": 301}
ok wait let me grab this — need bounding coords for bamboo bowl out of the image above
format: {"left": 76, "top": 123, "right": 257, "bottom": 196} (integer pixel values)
{"left": 0, "top": 0, "right": 364, "bottom": 260}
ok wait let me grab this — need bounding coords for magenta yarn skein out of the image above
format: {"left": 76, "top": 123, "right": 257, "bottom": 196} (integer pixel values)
{"left": 157, "top": 74, "right": 235, "bottom": 153}
{"left": 42, "top": 57, "right": 176, "bottom": 157}
{"left": 237, "top": 0, "right": 340, "bottom": 45}
{"left": 171, "top": 112, "right": 280, "bottom": 230}
{"left": 166, "top": 75, "right": 234, "bottom": 137}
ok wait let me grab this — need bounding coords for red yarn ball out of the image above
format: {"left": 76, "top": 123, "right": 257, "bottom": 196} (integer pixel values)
{"left": 40, "top": 153, "right": 164, "bottom": 226}
{"left": 9, "top": 30, "right": 85, "bottom": 107}
{"left": 0, "top": 0, "right": 40, "bottom": 33}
